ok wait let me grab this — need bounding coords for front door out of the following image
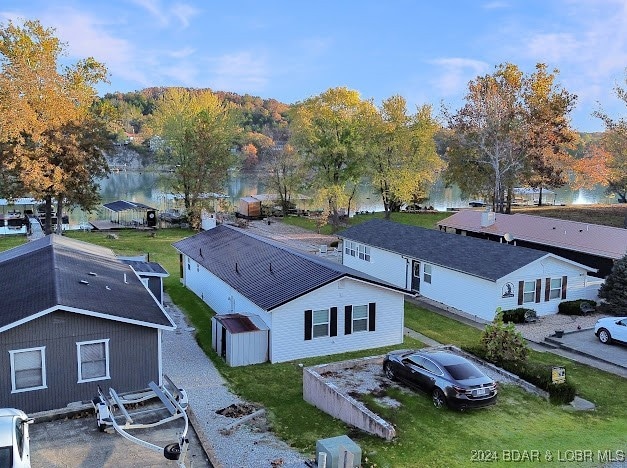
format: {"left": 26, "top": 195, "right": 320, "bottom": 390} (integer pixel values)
{"left": 411, "top": 260, "right": 421, "bottom": 293}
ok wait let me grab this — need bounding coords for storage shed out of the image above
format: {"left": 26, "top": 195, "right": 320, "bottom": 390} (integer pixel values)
{"left": 237, "top": 197, "right": 262, "bottom": 219}
{"left": 211, "top": 313, "right": 269, "bottom": 366}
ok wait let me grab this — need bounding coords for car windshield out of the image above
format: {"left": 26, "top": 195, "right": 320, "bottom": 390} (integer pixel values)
{"left": 0, "top": 446, "right": 12, "bottom": 467}
{"left": 444, "top": 362, "right": 484, "bottom": 380}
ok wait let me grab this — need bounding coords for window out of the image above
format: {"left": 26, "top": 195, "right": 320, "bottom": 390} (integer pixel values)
{"left": 358, "top": 245, "right": 370, "bottom": 262}
{"left": 10, "top": 347, "right": 46, "bottom": 393}
{"left": 312, "top": 309, "right": 330, "bottom": 338}
{"left": 423, "top": 264, "right": 432, "bottom": 284}
{"left": 77, "top": 340, "right": 110, "bottom": 383}
{"left": 523, "top": 280, "right": 536, "bottom": 303}
{"left": 549, "top": 278, "right": 562, "bottom": 300}
{"left": 352, "top": 305, "right": 368, "bottom": 332}
{"left": 344, "top": 241, "right": 357, "bottom": 257}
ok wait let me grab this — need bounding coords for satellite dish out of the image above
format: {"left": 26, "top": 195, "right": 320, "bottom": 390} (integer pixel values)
{"left": 503, "top": 233, "right": 514, "bottom": 242}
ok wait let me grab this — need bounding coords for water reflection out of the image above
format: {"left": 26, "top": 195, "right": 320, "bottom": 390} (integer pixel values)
{"left": 81, "top": 170, "right": 615, "bottom": 223}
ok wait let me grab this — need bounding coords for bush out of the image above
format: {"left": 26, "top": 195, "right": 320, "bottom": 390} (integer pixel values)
{"left": 558, "top": 299, "right": 596, "bottom": 316}
{"left": 500, "top": 308, "right": 534, "bottom": 324}
{"left": 480, "top": 319, "right": 529, "bottom": 365}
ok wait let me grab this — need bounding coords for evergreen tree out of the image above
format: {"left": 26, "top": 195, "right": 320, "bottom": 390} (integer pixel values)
{"left": 598, "top": 253, "right": 627, "bottom": 315}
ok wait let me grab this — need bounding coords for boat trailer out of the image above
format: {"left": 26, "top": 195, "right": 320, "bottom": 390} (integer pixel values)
{"left": 93, "top": 374, "right": 190, "bottom": 466}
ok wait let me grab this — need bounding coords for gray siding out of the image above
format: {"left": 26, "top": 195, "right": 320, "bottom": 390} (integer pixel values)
{"left": 0, "top": 310, "right": 160, "bottom": 413}
{"left": 146, "top": 276, "right": 162, "bottom": 304}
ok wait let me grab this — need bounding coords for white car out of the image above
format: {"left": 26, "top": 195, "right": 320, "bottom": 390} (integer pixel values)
{"left": 594, "top": 316, "right": 627, "bottom": 345}
{"left": 0, "top": 409, "right": 32, "bottom": 468}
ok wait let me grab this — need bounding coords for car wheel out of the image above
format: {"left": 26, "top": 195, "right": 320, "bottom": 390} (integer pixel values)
{"left": 384, "top": 363, "right": 395, "bottom": 381}
{"left": 432, "top": 388, "right": 447, "bottom": 409}
{"left": 598, "top": 328, "right": 612, "bottom": 344}
{"left": 163, "top": 443, "right": 181, "bottom": 460}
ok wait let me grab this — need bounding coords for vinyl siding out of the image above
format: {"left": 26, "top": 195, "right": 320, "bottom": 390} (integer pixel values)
{"left": 0, "top": 310, "right": 160, "bottom": 413}
{"left": 342, "top": 244, "right": 408, "bottom": 288}
{"left": 269, "top": 278, "right": 404, "bottom": 363}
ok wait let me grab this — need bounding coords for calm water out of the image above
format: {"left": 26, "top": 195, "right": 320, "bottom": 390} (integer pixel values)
{"left": 72, "top": 170, "right": 616, "bottom": 224}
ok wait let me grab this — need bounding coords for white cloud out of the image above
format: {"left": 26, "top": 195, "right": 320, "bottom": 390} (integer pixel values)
{"left": 482, "top": 1, "right": 509, "bottom": 9}
{"left": 130, "top": 0, "right": 168, "bottom": 26}
{"left": 429, "top": 58, "right": 490, "bottom": 96}
{"left": 525, "top": 33, "right": 580, "bottom": 63}
{"left": 209, "top": 51, "right": 269, "bottom": 92}
{"left": 171, "top": 3, "right": 200, "bottom": 29}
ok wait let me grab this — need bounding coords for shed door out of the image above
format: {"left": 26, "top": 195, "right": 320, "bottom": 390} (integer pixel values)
{"left": 411, "top": 260, "right": 421, "bottom": 292}
{"left": 221, "top": 326, "right": 227, "bottom": 359}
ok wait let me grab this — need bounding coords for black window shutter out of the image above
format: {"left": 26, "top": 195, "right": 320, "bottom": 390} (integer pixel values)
{"left": 368, "top": 302, "right": 376, "bottom": 332}
{"left": 535, "top": 279, "right": 542, "bottom": 303}
{"left": 330, "top": 307, "right": 337, "bottom": 337}
{"left": 518, "top": 281, "right": 524, "bottom": 305}
{"left": 304, "top": 310, "right": 312, "bottom": 341}
{"left": 344, "top": 305, "right": 352, "bottom": 335}
{"left": 561, "top": 275, "right": 568, "bottom": 299}
{"left": 544, "top": 277, "right": 551, "bottom": 302}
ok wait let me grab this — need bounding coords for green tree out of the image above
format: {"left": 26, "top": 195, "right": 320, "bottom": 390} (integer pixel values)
{"left": 0, "top": 19, "right": 110, "bottom": 234}
{"left": 367, "top": 96, "right": 444, "bottom": 219}
{"left": 481, "top": 315, "right": 529, "bottom": 365}
{"left": 151, "top": 88, "right": 238, "bottom": 229}
{"left": 289, "top": 87, "right": 373, "bottom": 230}
{"left": 598, "top": 253, "right": 627, "bottom": 315}
{"left": 264, "top": 143, "right": 307, "bottom": 216}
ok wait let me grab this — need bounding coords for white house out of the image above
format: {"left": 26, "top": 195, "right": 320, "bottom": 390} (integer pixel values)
{"left": 172, "top": 225, "right": 408, "bottom": 365}
{"left": 339, "top": 219, "right": 601, "bottom": 321}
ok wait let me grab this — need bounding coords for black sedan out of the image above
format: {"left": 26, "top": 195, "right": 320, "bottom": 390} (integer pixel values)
{"left": 383, "top": 350, "right": 498, "bottom": 410}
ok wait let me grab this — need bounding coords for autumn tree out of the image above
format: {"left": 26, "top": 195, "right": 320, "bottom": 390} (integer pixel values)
{"left": 0, "top": 19, "right": 110, "bottom": 234}
{"left": 289, "top": 87, "right": 373, "bottom": 230}
{"left": 367, "top": 96, "right": 443, "bottom": 219}
{"left": 589, "top": 73, "right": 627, "bottom": 203}
{"left": 264, "top": 143, "right": 307, "bottom": 216}
{"left": 444, "top": 63, "right": 577, "bottom": 213}
{"left": 520, "top": 64, "right": 578, "bottom": 206}
{"left": 151, "top": 88, "right": 238, "bottom": 229}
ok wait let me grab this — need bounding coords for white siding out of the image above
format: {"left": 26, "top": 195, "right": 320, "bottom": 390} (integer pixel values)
{"left": 270, "top": 278, "right": 404, "bottom": 363}
{"left": 343, "top": 244, "right": 408, "bottom": 288}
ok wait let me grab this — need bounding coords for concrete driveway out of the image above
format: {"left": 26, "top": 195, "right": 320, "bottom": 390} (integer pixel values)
{"left": 546, "top": 328, "right": 627, "bottom": 373}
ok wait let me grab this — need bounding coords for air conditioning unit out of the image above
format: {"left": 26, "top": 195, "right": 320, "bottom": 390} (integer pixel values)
{"left": 316, "top": 435, "right": 361, "bottom": 468}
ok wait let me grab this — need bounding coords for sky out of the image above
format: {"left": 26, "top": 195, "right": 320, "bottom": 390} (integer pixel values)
{"left": 2, "top": 0, "right": 627, "bottom": 132}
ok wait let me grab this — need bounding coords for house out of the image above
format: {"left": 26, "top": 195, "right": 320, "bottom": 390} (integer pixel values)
{"left": 437, "top": 210, "right": 627, "bottom": 278}
{"left": 119, "top": 257, "right": 169, "bottom": 305}
{"left": 338, "top": 219, "right": 601, "bottom": 322}
{"left": 172, "top": 225, "right": 408, "bottom": 364}
{"left": 0, "top": 235, "right": 175, "bottom": 414}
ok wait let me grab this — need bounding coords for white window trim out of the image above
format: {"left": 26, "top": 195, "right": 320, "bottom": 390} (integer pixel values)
{"left": 523, "top": 280, "right": 536, "bottom": 303}
{"left": 76, "top": 339, "right": 110, "bottom": 383}
{"left": 549, "top": 277, "right": 562, "bottom": 300}
{"left": 423, "top": 264, "right": 432, "bottom": 284}
{"left": 312, "top": 309, "right": 330, "bottom": 339}
{"left": 9, "top": 346, "right": 47, "bottom": 393}
{"left": 352, "top": 305, "right": 369, "bottom": 333}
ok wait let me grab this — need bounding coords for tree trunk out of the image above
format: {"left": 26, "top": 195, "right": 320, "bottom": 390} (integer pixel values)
{"left": 55, "top": 198, "right": 64, "bottom": 235}
{"left": 44, "top": 195, "right": 53, "bottom": 235}
{"left": 538, "top": 187, "right": 544, "bottom": 206}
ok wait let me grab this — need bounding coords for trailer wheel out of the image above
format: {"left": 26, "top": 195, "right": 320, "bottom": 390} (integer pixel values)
{"left": 164, "top": 443, "right": 181, "bottom": 460}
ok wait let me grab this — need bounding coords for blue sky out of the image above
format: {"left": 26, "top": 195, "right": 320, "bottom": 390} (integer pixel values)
{"left": 2, "top": 0, "right": 626, "bottom": 132}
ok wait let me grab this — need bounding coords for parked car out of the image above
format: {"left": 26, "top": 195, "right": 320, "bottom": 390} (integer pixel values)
{"left": 594, "top": 316, "right": 627, "bottom": 345}
{"left": 383, "top": 350, "right": 498, "bottom": 410}
{"left": 0, "top": 408, "right": 32, "bottom": 468}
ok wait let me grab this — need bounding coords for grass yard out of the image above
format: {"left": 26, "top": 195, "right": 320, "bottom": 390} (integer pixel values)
{"left": 1, "top": 214, "right": 626, "bottom": 467}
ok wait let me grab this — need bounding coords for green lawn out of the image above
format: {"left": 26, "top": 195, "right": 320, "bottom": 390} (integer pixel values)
{"left": 2, "top": 228, "right": 626, "bottom": 467}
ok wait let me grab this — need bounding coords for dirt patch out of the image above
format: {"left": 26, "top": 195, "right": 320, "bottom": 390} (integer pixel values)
{"left": 215, "top": 403, "right": 259, "bottom": 418}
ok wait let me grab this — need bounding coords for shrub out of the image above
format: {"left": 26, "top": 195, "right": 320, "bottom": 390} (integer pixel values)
{"left": 480, "top": 319, "right": 529, "bottom": 365}
{"left": 558, "top": 299, "right": 596, "bottom": 316}
{"left": 501, "top": 308, "right": 534, "bottom": 324}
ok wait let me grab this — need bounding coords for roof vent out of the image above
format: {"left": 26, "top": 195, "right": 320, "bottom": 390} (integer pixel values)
{"left": 269, "top": 262, "right": 273, "bottom": 273}
{"left": 235, "top": 262, "right": 239, "bottom": 274}
{"left": 200, "top": 248, "right": 203, "bottom": 258}
{"left": 88, "top": 272, "right": 97, "bottom": 276}
{"left": 106, "top": 285, "right": 111, "bottom": 290}
{"left": 79, "top": 280, "right": 89, "bottom": 285}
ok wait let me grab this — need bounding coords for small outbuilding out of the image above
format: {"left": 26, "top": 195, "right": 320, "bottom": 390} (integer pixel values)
{"left": 236, "top": 196, "right": 262, "bottom": 219}
{"left": 103, "top": 200, "right": 157, "bottom": 227}
{"left": 211, "top": 313, "right": 269, "bottom": 366}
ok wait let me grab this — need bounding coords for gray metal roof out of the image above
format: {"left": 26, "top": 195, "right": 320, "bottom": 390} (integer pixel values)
{"left": 122, "top": 260, "right": 169, "bottom": 276}
{"left": 0, "top": 235, "right": 174, "bottom": 331}
{"left": 172, "top": 225, "right": 406, "bottom": 311}
{"left": 103, "top": 200, "right": 156, "bottom": 212}
{"left": 338, "top": 219, "right": 550, "bottom": 281}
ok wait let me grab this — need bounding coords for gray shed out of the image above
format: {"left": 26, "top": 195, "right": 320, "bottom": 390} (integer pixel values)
{"left": 211, "top": 313, "right": 269, "bottom": 367}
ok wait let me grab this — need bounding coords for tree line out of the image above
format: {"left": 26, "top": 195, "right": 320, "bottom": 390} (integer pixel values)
{"left": 1, "top": 19, "right": 625, "bottom": 234}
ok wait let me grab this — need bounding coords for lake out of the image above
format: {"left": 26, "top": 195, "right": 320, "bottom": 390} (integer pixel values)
{"left": 76, "top": 170, "right": 616, "bottom": 224}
